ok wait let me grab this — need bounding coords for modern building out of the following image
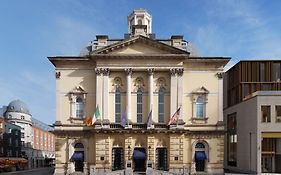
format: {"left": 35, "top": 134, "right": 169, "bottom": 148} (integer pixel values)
{"left": 223, "top": 60, "right": 281, "bottom": 174}
{"left": 49, "top": 9, "right": 229, "bottom": 175}
{"left": 2, "top": 100, "right": 55, "bottom": 168}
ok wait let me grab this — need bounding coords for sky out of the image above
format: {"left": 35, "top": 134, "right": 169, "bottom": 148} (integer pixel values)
{"left": 1, "top": 0, "right": 281, "bottom": 125}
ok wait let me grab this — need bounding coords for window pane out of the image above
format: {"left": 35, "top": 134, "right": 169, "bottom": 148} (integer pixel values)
{"left": 260, "top": 63, "right": 265, "bottom": 81}
{"left": 272, "top": 63, "right": 280, "bottom": 81}
{"left": 158, "top": 88, "right": 165, "bottom": 123}
{"left": 137, "top": 88, "right": 142, "bottom": 123}
{"left": 276, "top": 106, "right": 281, "bottom": 123}
{"left": 115, "top": 88, "right": 121, "bottom": 123}
{"left": 227, "top": 113, "right": 237, "bottom": 167}
{"left": 261, "top": 106, "right": 271, "bottom": 123}
{"left": 196, "top": 104, "right": 203, "bottom": 118}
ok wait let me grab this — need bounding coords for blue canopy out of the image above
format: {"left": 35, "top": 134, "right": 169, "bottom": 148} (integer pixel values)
{"left": 195, "top": 151, "right": 206, "bottom": 161}
{"left": 71, "top": 152, "right": 84, "bottom": 161}
{"left": 133, "top": 148, "right": 146, "bottom": 160}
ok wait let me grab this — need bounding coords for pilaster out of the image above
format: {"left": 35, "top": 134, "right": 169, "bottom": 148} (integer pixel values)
{"left": 170, "top": 68, "right": 178, "bottom": 116}
{"left": 102, "top": 68, "right": 110, "bottom": 125}
{"left": 95, "top": 68, "right": 103, "bottom": 120}
{"left": 125, "top": 68, "right": 132, "bottom": 124}
{"left": 148, "top": 68, "right": 154, "bottom": 124}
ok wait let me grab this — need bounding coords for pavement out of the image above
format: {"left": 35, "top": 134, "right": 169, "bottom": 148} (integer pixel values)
{"left": 0, "top": 167, "right": 54, "bottom": 175}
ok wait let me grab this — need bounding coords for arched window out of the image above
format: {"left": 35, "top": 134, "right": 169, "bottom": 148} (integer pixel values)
{"left": 74, "top": 143, "right": 84, "bottom": 149}
{"left": 196, "top": 96, "right": 204, "bottom": 118}
{"left": 76, "top": 97, "right": 84, "bottom": 118}
{"left": 115, "top": 88, "right": 121, "bottom": 123}
{"left": 137, "top": 88, "right": 143, "bottom": 123}
{"left": 195, "top": 143, "right": 205, "bottom": 149}
{"left": 138, "top": 19, "right": 142, "bottom": 25}
{"left": 158, "top": 87, "right": 165, "bottom": 123}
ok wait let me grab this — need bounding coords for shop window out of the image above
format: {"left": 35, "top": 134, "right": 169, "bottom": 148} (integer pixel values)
{"left": 262, "top": 106, "right": 271, "bottom": 123}
{"left": 227, "top": 113, "right": 237, "bottom": 166}
{"left": 276, "top": 106, "right": 281, "bottom": 123}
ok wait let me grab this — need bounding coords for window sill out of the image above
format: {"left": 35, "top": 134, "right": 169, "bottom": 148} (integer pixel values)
{"left": 191, "top": 117, "right": 208, "bottom": 124}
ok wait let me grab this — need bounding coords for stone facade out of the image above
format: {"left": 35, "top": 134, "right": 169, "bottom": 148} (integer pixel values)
{"left": 49, "top": 9, "right": 229, "bottom": 175}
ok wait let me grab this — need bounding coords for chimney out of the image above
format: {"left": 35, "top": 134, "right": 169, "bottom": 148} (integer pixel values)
{"left": 96, "top": 35, "right": 108, "bottom": 49}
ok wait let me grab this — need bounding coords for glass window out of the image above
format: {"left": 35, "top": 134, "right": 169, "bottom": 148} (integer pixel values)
{"left": 260, "top": 63, "right": 265, "bottom": 82}
{"left": 261, "top": 106, "right": 271, "bottom": 123}
{"left": 276, "top": 106, "right": 281, "bottom": 123}
{"left": 196, "top": 96, "right": 204, "bottom": 118}
{"left": 76, "top": 97, "right": 84, "bottom": 118}
{"left": 242, "top": 84, "right": 250, "bottom": 98}
{"left": 21, "top": 133, "right": 24, "bottom": 138}
{"left": 115, "top": 88, "right": 121, "bottom": 123}
{"left": 227, "top": 113, "right": 237, "bottom": 166}
{"left": 272, "top": 63, "right": 281, "bottom": 81}
{"left": 158, "top": 87, "right": 165, "bottom": 123}
{"left": 137, "top": 88, "right": 143, "bottom": 123}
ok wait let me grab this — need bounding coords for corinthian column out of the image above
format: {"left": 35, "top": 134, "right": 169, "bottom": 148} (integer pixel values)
{"left": 95, "top": 68, "right": 103, "bottom": 120}
{"left": 148, "top": 68, "right": 154, "bottom": 122}
{"left": 170, "top": 68, "right": 177, "bottom": 117}
{"left": 103, "top": 68, "right": 110, "bottom": 123}
{"left": 125, "top": 68, "right": 132, "bottom": 123}
{"left": 177, "top": 68, "right": 185, "bottom": 125}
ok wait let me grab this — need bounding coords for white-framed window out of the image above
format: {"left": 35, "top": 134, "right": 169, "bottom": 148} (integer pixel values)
{"left": 191, "top": 87, "right": 209, "bottom": 121}
{"left": 196, "top": 96, "right": 204, "bottom": 118}
{"left": 115, "top": 87, "right": 121, "bottom": 123}
{"left": 75, "top": 97, "right": 84, "bottom": 118}
{"left": 137, "top": 88, "right": 143, "bottom": 123}
{"left": 69, "top": 86, "right": 87, "bottom": 119}
{"left": 158, "top": 87, "right": 165, "bottom": 123}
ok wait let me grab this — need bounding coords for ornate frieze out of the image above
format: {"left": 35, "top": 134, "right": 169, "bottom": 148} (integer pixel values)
{"left": 95, "top": 68, "right": 103, "bottom": 75}
{"left": 177, "top": 68, "right": 184, "bottom": 76}
{"left": 147, "top": 68, "right": 154, "bottom": 75}
{"left": 169, "top": 68, "right": 177, "bottom": 76}
{"left": 102, "top": 68, "right": 110, "bottom": 76}
{"left": 125, "top": 68, "right": 133, "bottom": 75}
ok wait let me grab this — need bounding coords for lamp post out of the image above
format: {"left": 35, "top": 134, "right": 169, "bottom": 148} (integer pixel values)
{"left": 128, "top": 145, "right": 131, "bottom": 160}
{"left": 148, "top": 146, "right": 151, "bottom": 161}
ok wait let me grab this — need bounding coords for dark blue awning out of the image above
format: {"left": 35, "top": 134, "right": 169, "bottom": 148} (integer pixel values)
{"left": 195, "top": 151, "right": 206, "bottom": 161}
{"left": 71, "top": 152, "right": 84, "bottom": 161}
{"left": 133, "top": 149, "right": 146, "bottom": 160}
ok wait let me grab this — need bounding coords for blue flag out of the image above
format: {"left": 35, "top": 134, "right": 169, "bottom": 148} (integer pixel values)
{"left": 120, "top": 109, "right": 127, "bottom": 128}
{"left": 147, "top": 110, "right": 152, "bottom": 129}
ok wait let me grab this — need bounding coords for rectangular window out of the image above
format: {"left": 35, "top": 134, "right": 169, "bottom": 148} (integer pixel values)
{"left": 115, "top": 89, "right": 121, "bottom": 123}
{"left": 272, "top": 63, "right": 281, "bottom": 81}
{"left": 276, "top": 106, "right": 281, "bottom": 123}
{"left": 227, "top": 113, "right": 237, "bottom": 166}
{"left": 158, "top": 89, "right": 165, "bottom": 123}
{"left": 261, "top": 106, "right": 271, "bottom": 123}
{"left": 260, "top": 63, "right": 265, "bottom": 82}
{"left": 137, "top": 90, "right": 143, "bottom": 123}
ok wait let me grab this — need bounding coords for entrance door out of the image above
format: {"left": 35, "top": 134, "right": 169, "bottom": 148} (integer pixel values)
{"left": 112, "top": 148, "right": 124, "bottom": 170}
{"left": 133, "top": 148, "right": 146, "bottom": 172}
{"left": 156, "top": 148, "right": 168, "bottom": 170}
{"left": 195, "top": 151, "right": 206, "bottom": 171}
{"left": 71, "top": 151, "right": 84, "bottom": 172}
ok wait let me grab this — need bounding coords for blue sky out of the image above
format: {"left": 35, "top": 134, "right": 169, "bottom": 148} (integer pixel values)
{"left": 1, "top": 0, "right": 281, "bottom": 124}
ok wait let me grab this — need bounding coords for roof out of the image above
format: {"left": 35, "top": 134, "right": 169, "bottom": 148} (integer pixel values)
{"left": 6, "top": 99, "right": 30, "bottom": 115}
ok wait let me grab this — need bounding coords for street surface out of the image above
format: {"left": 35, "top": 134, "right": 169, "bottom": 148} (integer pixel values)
{"left": 0, "top": 167, "right": 54, "bottom": 175}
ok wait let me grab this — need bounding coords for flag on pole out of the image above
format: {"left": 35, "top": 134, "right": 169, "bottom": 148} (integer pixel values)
{"left": 84, "top": 116, "right": 92, "bottom": 126}
{"left": 120, "top": 109, "right": 127, "bottom": 128}
{"left": 167, "top": 107, "right": 181, "bottom": 126}
{"left": 92, "top": 105, "right": 100, "bottom": 125}
{"left": 146, "top": 110, "right": 152, "bottom": 129}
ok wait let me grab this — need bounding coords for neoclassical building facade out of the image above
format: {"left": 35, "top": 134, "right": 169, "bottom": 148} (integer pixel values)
{"left": 49, "top": 9, "right": 229, "bottom": 175}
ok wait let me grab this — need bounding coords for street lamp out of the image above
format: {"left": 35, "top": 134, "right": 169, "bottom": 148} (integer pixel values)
{"left": 128, "top": 145, "right": 131, "bottom": 160}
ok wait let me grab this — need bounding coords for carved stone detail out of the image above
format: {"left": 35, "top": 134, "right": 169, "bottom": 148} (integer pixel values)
{"left": 95, "top": 68, "right": 103, "bottom": 75}
{"left": 125, "top": 68, "right": 133, "bottom": 75}
{"left": 147, "top": 68, "right": 154, "bottom": 75}
{"left": 216, "top": 72, "right": 223, "bottom": 79}
{"left": 55, "top": 71, "right": 61, "bottom": 79}
{"left": 177, "top": 68, "right": 184, "bottom": 77}
{"left": 102, "top": 68, "right": 110, "bottom": 76}
{"left": 170, "top": 68, "right": 177, "bottom": 76}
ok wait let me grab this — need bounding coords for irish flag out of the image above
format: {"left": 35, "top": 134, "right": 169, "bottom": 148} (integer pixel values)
{"left": 92, "top": 105, "right": 100, "bottom": 125}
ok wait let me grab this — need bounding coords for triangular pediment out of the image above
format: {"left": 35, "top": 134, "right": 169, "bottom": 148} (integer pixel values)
{"left": 69, "top": 86, "right": 86, "bottom": 94}
{"left": 91, "top": 35, "right": 189, "bottom": 55}
{"left": 192, "top": 86, "right": 209, "bottom": 94}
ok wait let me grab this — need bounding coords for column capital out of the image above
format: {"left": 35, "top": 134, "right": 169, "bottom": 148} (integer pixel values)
{"left": 177, "top": 68, "right": 184, "bottom": 77}
{"left": 95, "top": 68, "right": 103, "bottom": 75}
{"left": 147, "top": 68, "right": 154, "bottom": 75}
{"left": 170, "top": 68, "right": 177, "bottom": 76}
{"left": 125, "top": 68, "right": 133, "bottom": 75}
{"left": 216, "top": 72, "right": 223, "bottom": 79}
{"left": 102, "top": 68, "right": 110, "bottom": 76}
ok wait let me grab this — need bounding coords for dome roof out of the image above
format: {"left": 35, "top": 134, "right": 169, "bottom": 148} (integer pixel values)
{"left": 7, "top": 99, "right": 30, "bottom": 115}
